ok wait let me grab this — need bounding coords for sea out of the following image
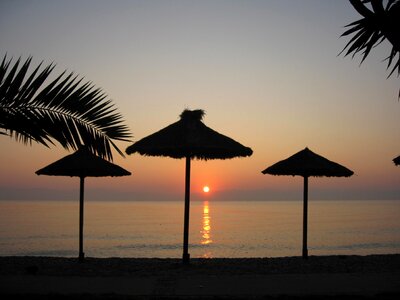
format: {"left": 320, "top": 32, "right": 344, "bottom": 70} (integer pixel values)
{"left": 0, "top": 200, "right": 399, "bottom": 258}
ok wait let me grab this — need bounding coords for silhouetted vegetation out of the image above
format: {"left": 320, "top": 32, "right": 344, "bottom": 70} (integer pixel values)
{"left": 340, "top": 0, "right": 399, "bottom": 79}
{"left": 0, "top": 55, "right": 131, "bottom": 160}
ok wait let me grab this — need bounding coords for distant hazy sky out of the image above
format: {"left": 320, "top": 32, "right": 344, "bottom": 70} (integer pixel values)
{"left": 1, "top": 0, "right": 399, "bottom": 201}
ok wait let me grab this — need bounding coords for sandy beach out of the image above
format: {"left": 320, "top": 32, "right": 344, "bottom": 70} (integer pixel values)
{"left": 1, "top": 254, "right": 399, "bottom": 299}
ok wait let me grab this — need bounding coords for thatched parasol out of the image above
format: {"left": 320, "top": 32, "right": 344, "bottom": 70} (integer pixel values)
{"left": 126, "top": 109, "right": 253, "bottom": 263}
{"left": 393, "top": 155, "right": 400, "bottom": 166}
{"left": 262, "top": 147, "right": 353, "bottom": 259}
{"left": 36, "top": 147, "right": 131, "bottom": 262}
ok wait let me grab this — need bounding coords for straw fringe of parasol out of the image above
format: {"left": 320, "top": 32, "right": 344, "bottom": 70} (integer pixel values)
{"left": 263, "top": 147, "right": 354, "bottom": 178}
{"left": 126, "top": 110, "right": 253, "bottom": 159}
{"left": 36, "top": 148, "right": 131, "bottom": 178}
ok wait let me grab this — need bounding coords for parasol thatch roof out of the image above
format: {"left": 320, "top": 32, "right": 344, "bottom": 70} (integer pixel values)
{"left": 36, "top": 147, "right": 131, "bottom": 178}
{"left": 262, "top": 147, "right": 353, "bottom": 178}
{"left": 126, "top": 109, "right": 253, "bottom": 160}
{"left": 393, "top": 155, "right": 400, "bottom": 166}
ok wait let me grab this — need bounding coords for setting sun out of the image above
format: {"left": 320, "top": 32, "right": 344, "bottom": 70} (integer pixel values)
{"left": 203, "top": 186, "right": 210, "bottom": 193}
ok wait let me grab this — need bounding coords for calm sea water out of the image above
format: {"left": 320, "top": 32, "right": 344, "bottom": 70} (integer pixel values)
{"left": 0, "top": 200, "right": 399, "bottom": 258}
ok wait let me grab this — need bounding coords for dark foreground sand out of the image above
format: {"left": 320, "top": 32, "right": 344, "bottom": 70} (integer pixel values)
{"left": 1, "top": 254, "right": 399, "bottom": 299}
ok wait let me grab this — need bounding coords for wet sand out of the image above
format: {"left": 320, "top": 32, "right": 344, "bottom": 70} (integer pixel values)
{"left": 1, "top": 254, "right": 399, "bottom": 299}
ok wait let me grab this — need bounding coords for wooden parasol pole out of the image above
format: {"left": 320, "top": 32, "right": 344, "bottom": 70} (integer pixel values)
{"left": 182, "top": 156, "right": 191, "bottom": 264}
{"left": 302, "top": 176, "right": 309, "bottom": 259}
{"left": 79, "top": 176, "right": 85, "bottom": 262}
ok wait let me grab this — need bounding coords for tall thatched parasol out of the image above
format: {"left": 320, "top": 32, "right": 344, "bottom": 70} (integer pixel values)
{"left": 393, "top": 155, "right": 400, "bottom": 166}
{"left": 262, "top": 147, "right": 353, "bottom": 259}
{"left": 126, "top": 109, "right": 253, "bottom": 263}
{"left": 36, "top": 147, "right": 131, "bottom": 262}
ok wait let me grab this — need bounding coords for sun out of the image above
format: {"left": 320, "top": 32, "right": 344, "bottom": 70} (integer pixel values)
{"left": 203, "top": 186, "right": 210, "bottom": 193}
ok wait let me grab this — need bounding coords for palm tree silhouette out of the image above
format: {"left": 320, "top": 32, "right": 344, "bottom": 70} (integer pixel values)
{"left": 0, "top": 55, "right": 131, "bottom": 160}
{"left": 340, "top": 0, "right": 399, "bottom": 79}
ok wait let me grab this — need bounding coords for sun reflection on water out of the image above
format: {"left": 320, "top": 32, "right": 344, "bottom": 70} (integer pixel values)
{"left": 201, "top": 200, "right": 213, "bottom": 257}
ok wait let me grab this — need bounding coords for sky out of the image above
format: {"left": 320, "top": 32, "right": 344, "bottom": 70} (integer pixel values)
{"left": 0, "top": 0, "right": 399, "bottom": 201}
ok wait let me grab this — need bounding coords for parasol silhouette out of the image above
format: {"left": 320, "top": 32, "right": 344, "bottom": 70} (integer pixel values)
{"left": 262, "top": 147, "right": 353, "bottom": 259}
{"left": 36, "top": 147, "right": 131, "bottom": 261}
{"left": 126, "top": 109, "right": 252, "bottom": 263}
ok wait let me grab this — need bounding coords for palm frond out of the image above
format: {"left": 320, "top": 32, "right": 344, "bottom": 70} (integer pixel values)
{"left": 340, "top": 0, "right": 400, "bottom": 80}
{"left": 0, "top": 55, "right": 132, "bottom": 160}
{"left": 385, "top": 47, "right": 400, "bottom": 77}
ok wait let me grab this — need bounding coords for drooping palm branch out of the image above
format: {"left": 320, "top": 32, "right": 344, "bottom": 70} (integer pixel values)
{"left": 0, "top": 55, "right": 132, "bottom": 160}
{"left": 340, "top": 0, "right": 400, "bottom": 78}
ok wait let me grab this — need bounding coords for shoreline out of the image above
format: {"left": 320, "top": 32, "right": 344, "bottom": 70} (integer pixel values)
{"left": 1, "top": 254, "right": 400, "bottom": 277}
{"left": 1, "top": 254, "right": 400, "bottom": 299}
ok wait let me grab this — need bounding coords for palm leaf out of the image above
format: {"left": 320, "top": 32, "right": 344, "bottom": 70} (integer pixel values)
{"left": 0, "top": 55, "right": 132, "bottom": 160}
{"left": 340, "top": 0, "right": 400, "bottom": 80}
{"left": 386, "top": 47, "right": 400, "bottom": 77}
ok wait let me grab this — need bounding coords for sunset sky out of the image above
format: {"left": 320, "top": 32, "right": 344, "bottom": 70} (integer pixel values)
{"left": 1, "top": 0, "right": 399, "bottom": 201}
